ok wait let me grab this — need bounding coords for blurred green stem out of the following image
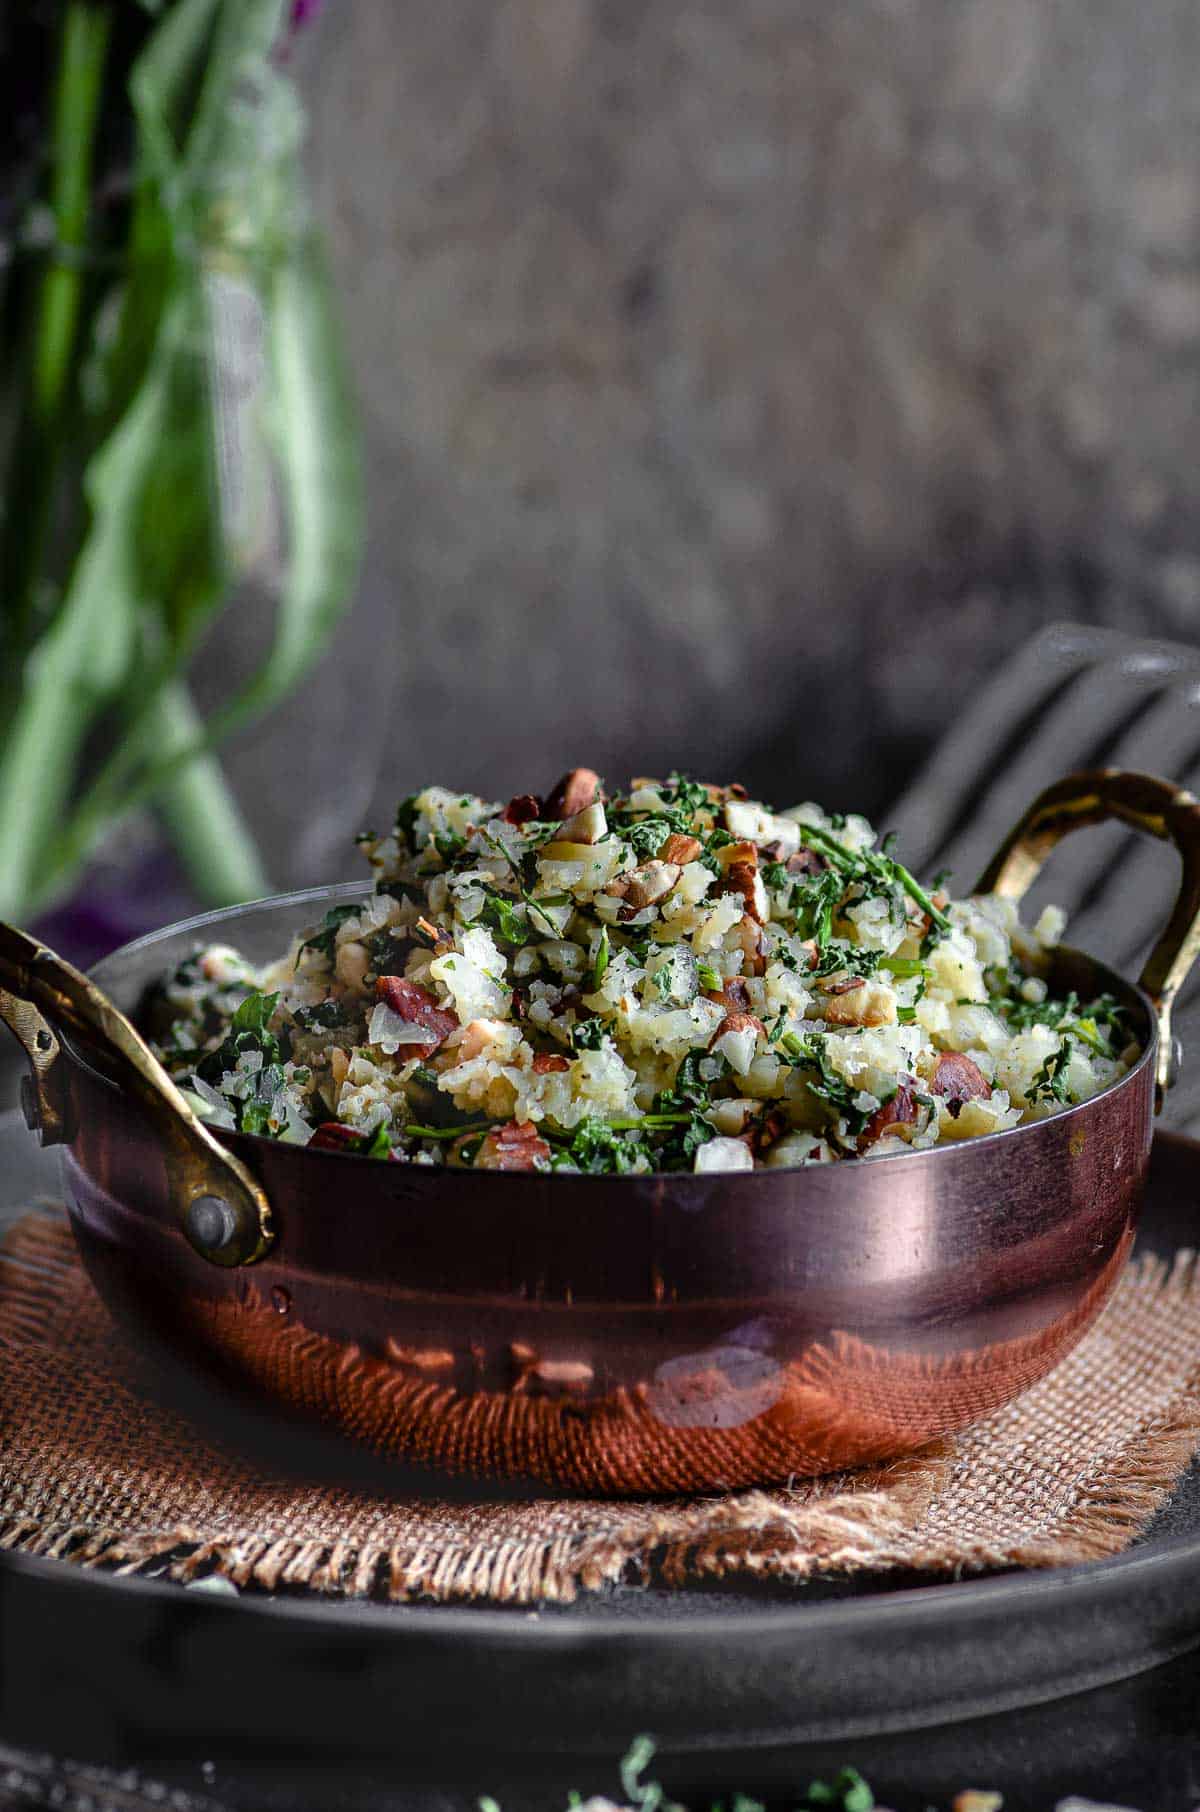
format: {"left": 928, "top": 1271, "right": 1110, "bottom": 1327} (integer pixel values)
{"left": 3, "top": 0, "right": 112, "bottom": 657}
{"left": 147, "top": 684, "right": 272, "bottom": 906}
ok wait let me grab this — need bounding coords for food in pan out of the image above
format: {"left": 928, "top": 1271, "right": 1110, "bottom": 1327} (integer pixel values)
{"left": 145, "top": 770, "right": 1140, "bottom": 1173}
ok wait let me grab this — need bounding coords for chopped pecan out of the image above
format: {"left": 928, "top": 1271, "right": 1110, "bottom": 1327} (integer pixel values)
{"left": 501, "top": 793, "right": 541, "bottom": 826}
{"left": 376, "top": 976, "right": 458, "bottom": 1056}
{"left": 532, "top": 1052, "right": 571, "bottom": 1074}
{"left": 857, "top": 1080, "right": 922, "bottom": 1153}
{"left": 659, "top": 832, "right": 703, "bottom": 866}
{"left": 930, "top": 1051, "right": 992, "bottom": 1118}
{"left": 543, "top": 768, "right": 604, "bottom": 821}
{"left": 786, "top": 847, "right": 827, "bottom": 877}
{"left": 475, "top": 1118, "right": 552, "bottom": 1171}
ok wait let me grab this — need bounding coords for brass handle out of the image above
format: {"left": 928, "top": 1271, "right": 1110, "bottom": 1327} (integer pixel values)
{"left": 974, "top": 769, "right": 1200, "bottom": 1108}
{"left": 0, "top": 922, "right": 273, "bottom": 1265}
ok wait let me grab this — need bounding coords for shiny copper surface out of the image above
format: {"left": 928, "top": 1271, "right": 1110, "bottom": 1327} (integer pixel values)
{"left": 53, "top": 937, "right": 1153, "bottom": 1493}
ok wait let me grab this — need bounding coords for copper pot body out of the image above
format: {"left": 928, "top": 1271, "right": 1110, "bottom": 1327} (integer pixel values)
{"left": 51, "top": 897, "right": 1155, "bottom": 1495}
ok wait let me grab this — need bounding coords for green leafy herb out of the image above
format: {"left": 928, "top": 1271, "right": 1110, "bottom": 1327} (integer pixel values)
{"left": 696, "top": 961, "right": 722, "bottom": 991}
{"left": 1029, "top": 1036, "right": 1076, "bottom": 1103}
{"left": 803, "top": 1767, "right": 875, "bottom": 1811}
{"left": 478, "top": 889, "right": 528, "bottom": 946}
{"left": 359, "top": 1122, "right": 394, "bottom": 1160}
{"left": 394, "top": 794, "right": 420, "bottom": 849}
{"left": 811, "top": 944, "right": 882, "bottom": 981}
{"left": 624, "top": 817, "right": 671, "bottom": 859}
{"left": 571, "top": 1017, "right": 608, "bottom": 1052}
{"left": 770, "top": 1027, "right": 871, "bottom": 1136}
{"left": 196, "top": 989, "right": 282, "bottom": 1084}
{"left": 478, "top": 827, "right": 566, "bottom": 936}
{"left": 794, "top": 823, "right": 951, "bottom": 936}
{"left": 296, "top": 905, "right": 358, "bottom": 967}
{"left": 434, "top": 828, "right": 467, "bottom": 864}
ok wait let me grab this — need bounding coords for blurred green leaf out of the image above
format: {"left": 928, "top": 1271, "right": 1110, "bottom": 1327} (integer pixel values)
{"left": 10, "top": 0, "right": 364, "bottom": 918}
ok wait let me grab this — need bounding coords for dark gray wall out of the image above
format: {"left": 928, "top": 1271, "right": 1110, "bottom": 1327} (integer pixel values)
{"left": 212, "top": 0, "right": 1200, "bottom": 886}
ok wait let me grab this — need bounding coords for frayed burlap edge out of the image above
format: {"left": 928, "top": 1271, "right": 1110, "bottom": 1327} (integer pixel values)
{"left": 0, "top": 1448, "right": 948, "bottom": 1606}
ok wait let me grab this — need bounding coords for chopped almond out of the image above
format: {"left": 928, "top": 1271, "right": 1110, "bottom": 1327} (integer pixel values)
{"left": 857, "top": 1079, "right": 921, "bottom": 1152}
{"left": 703, "top": 976, "right": 752, "bottom": 1011}
{"left": 708, "top": 1008, "right": 765, "bottom": 1047}
{"left": 715, "top": 838, "right": 758, "bottom": 873}
{"left": 727, "top": 859, "right": 769, "bottom": 924}
{"left": 543, "top": 768, "right": 604, "bottom": 821}
{"left": 737, "top": 914, "right": 768, "bottom": 976}
{"left": 557, "top": 799, "right": 608, "bottom": 844}
{"left": 821, "top": 980, "right": 897, "bottom": 1027}
{"left": 605, "top": 859, "right": 682, "bottom": 914}
{"left": 659, "top": 832, "right": 703, "bottom": 866}
{"left": 501, "top": 794, "right": 540, "bottom": 826}
{"left": 459, "top": 1018, "right": 508, "bottom": 1061}
{"left": 930, "top": 1051, "right": 992, "bottom": 1118}
{"left": 822, "top": 975, "right": 865, "bottom": 997}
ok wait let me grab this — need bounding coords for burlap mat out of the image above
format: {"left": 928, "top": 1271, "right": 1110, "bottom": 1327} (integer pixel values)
{"left": 3, "top": 1206, "right": 1200, "bottom": 1607}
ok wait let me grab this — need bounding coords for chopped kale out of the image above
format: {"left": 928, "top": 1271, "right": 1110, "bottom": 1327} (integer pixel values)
{"left": 789, "top": 868, "right": 844, "bottom": 946}
{"left": 571, "top": 1017, "right": 608, "bottom": 1052}
{"left": 771, "top": 1027, "right": 872, "bottom": 1136}
{"left": 624, "top": 817, "right": 671, "bottom": 860}
{"left": 296, "top": 905, "right": 359, "bottom": 968}
{"left": 1029, "top": 1036, "right": 1076, "bottom": 1103}
{"left": 810, "top": 944, "right": 882, "bottom": 980}
{"left": 294, "top": 999, "right": 348, "bottom": 1032}
{"left": 394, "top": 793, "right": 420, "bottom": 848}
{"left": 794, "top": 821, "right": 951, "bottom": 936}
{"left": 551, "top": 1116, "right": 650, "bottom": 1174}
{"left": 477, "top": 889, "right": 528, "bottom": 946}
{"left": 434, "top": 828, "right": 467, "bottom": 864}
{"left": 196, "top": 990, "right": 283, "bottom": 1085}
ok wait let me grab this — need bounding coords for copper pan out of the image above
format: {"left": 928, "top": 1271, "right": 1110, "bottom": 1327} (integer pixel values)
{"left": 3, "top": 769, "right": 1200, "bottom": 1496}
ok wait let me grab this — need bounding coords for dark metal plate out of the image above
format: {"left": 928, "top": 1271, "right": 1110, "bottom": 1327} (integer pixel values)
{"left": 3, "top": 1122, "right": 1200, "bottom": 1797}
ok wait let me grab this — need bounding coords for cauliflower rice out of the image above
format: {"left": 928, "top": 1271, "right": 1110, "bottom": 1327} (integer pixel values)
{"left": 146, "top": 769, "right": 1141, "bottom": 1174}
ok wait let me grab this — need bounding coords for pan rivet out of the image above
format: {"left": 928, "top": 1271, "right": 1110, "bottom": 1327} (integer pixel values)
{"left": 185, "top": 1195, "right": 239, "bottom": 1257}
